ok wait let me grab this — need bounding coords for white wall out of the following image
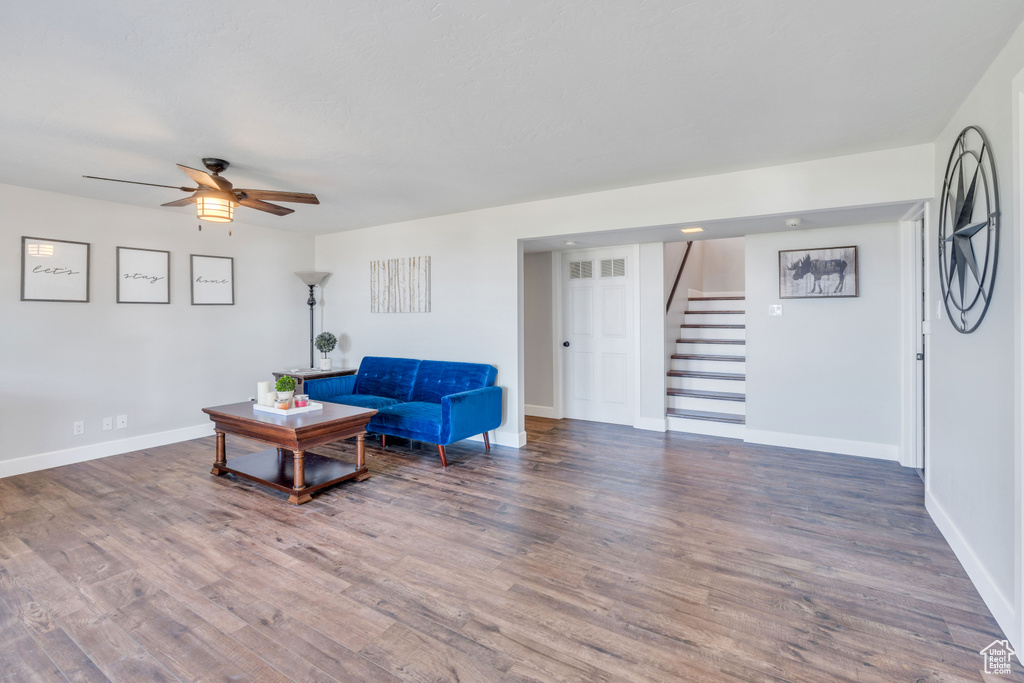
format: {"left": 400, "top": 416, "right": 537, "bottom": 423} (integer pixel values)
{"left": 315, "top": 145, "right": 932, "bottom": 449}
{"left": 925, "top": 20, "right": 1024, "bottom": 649}
{"left": 702, "top": 236, "right": 745, "bottom": 293}
{"left": 744, "top": 223, "right": 902, "bottom": 460}
{"left": 0, "top": 183, "right": 314, "bottom": 475}
{"left": 664, "top": 240, "right": 703, "bottom": 305}
{"left": 523, "top": 251, "right": 554, "bottom": 413}
{"left": 638, "top": 242, "right": 667, "bottom": 430}
{"left": 665, "top": 239, "right": 703, "bottom": 379}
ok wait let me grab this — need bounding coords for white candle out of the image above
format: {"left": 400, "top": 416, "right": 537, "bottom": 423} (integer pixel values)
{"left": 257, "top": 380, "right": 275, "bottom": 406}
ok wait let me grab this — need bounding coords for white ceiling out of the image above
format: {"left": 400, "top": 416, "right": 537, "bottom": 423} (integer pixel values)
{"left": 2, "top": 1, "right": 1022, "bottom": 235}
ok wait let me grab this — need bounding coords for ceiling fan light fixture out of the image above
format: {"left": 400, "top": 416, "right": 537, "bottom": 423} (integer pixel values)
{"left": 196, "top": 193, "right": 236, "bottom": 223}
{"left": 84, "top": 158, "right": 318, "bottom": 222}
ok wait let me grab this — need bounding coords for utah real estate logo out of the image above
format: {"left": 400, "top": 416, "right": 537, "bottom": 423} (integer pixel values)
{"left": 980, "top": 639, "right": 1017, "bottom": 676}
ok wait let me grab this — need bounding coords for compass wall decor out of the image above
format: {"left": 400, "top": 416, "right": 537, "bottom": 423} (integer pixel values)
{"left": 938, "top": 125, "right": 1000, "bottom": 333}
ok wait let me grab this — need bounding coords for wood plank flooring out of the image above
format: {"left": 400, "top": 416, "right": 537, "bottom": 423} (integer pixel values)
{"left": 0, "top": 417, "right": 1020, "bottom": 682}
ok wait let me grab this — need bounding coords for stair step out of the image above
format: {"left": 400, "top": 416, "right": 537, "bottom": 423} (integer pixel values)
{"left": 671, "top": 354, "right": 745, "bottom": 362}
{"left": 668, "top": 388, "right": 745, "bottom": 402}
{"left": 680, "top": 324, "right": 745, "bottom": 329}
{"left": 667, "top": 408, "right": 746, "bottom": 424}
{"left": 677, "top": 338, "right": 745, "bottom": 345}
{"left": 688, "top": 296, "right": 745, "bottom": 301}
{"left": 668, "top": 370, "right": 745, "bottom": 381}
{"left": 684, "top": 310, "right": 744, "bottom": 315}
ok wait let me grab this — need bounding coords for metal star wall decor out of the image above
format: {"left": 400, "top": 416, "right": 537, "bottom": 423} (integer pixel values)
{"left": 938, "top": 126, "right": 1000, "bottom": 333}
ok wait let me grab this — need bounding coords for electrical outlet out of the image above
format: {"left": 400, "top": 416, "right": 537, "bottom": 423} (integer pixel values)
{"left": 103, "top": 417, "right": 113, "bottom": 431}
{"left": 73, "top": 421, "right": 84, "bottom": 435}
{"left": 116, "top": 414, "right": 128, "bottom": 429}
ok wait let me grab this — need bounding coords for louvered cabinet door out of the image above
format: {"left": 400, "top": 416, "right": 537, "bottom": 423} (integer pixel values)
{"left": 561, "top": 249, "right": 635, "bottom": 425}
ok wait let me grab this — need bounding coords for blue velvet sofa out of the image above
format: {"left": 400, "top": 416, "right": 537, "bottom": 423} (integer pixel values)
{"left": 304, "top": 356, "right": 502, "bottom": 467}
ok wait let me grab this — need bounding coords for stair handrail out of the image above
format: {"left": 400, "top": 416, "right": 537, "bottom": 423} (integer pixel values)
{"left": 666, "top": 241, "right": 693, "bottom": 314}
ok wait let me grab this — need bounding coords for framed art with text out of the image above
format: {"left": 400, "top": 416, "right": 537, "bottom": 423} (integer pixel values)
{"left": 21, "top": 236, "right": 90, "bottom": 302}
{"left": 190, "top": 254, "right": 234, "bottom": 305}
{"left": 778, "top": 246, "right": 858, "bottom": 299}
{"left": 117, "top": 247, "right": 170, "bottom": 304}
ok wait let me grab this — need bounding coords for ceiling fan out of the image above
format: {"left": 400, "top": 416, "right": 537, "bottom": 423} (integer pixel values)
{"left": 83, "top": 158, "right": 319, "bottom": 223}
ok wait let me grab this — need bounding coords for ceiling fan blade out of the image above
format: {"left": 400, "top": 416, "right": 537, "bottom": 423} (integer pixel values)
{"left": 83, "top": 175, "right": 194, "bottom": 192}
{"left": 161, "top": 197, "right": 196, "bottom": 208}
{"left": 177, "top": 164, "right": 232, "bottom": 191}
{"left": 238, "top": 197, "right": 294, "bottom": 216}
{"left": 235, "top": 189, "right": 320, "bottom": 204}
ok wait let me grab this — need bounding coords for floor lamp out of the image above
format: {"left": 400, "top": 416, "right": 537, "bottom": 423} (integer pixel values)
{"left": 294, "top": 271, "right": 330, "bottom": 369}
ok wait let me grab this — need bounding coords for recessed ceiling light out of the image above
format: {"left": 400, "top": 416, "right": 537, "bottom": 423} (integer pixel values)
{"left": 680, "top": 227, "right": 703, "bottom": 233}
{"left": 564, "top": 240, "right": 576, "bottom": 245}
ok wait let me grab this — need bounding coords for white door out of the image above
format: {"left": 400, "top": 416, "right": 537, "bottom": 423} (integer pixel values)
{"left": 561, "top": 248, "right": 635, "bottom": 425}
{"left": 915, "top": 217, "right": 927, "bottom": 471}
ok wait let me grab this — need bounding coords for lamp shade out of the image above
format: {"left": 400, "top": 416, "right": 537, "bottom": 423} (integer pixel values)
{"left": 196, "top": 194, "right": 235, "bottom": 223}
{"left": 294, "top": 271, "right": 330, "bottom": 287}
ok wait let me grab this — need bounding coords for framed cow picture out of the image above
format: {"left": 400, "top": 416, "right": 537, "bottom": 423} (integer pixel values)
{"left": 778, "top": 246, "right": 858, "bottom": 299}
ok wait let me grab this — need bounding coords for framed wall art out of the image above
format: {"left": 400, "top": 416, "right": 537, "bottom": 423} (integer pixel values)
{"left": 370, "top": 255, "right": 431, "bottom": 313}
{"left": 190, "top": 254, "right": 234, "bottom": 305}
{"left": 21, "top": 236, "right": 90, "bottom": 302}
{"left": 117, "top": 247, "right": 170, "bottom": 304}
{"left": 779, "top": 246, "right": 858, "bottom": 299}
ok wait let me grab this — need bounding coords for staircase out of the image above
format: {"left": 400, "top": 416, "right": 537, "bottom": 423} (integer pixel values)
{"left": 666, "top": 294, "right": 746, "bottom": 439}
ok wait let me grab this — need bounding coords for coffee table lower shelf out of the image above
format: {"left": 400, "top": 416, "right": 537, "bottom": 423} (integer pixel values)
{"left": 213, "top": 448, "right": 369, "bottom": 505}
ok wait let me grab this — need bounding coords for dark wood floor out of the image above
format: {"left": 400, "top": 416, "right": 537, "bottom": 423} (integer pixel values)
{"left": 0, "top": 417, "right": 1020, "bottom": 682}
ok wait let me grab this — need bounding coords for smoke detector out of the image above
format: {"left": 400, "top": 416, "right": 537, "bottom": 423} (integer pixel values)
{"left": 785, "top": 217, "right": 802, "bottom": 228}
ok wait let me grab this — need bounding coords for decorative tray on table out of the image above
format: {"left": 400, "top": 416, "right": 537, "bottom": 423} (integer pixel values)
{"left": 252, "top": 402, "right": 324, "bottom": 416}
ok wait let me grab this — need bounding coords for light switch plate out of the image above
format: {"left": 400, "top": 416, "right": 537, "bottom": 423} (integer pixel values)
{"left": 769, "top": 304, "right": 783, "bottom": 316}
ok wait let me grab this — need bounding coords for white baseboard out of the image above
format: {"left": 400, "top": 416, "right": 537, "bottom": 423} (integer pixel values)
{"left": 634, "top": 416, "right": 667, "bottom": 432}
{"left": 0, "top": 423, "right": 215, "bottom": 479}
{"left": 524, "top": 404, "right": 558, "bottom": 419}
{"left": 743, "top": 429, "right": 899, "bottom": 461}
{"left": 926, "top": 490, "right": 1019, "bottom": 649}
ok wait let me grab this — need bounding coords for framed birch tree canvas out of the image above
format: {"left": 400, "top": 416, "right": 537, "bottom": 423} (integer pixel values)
{"left": 21, "top": 236, "right": 90, "bottom": 302}
{"left": 370, "top": 256, "right": 431, "bottom": 312}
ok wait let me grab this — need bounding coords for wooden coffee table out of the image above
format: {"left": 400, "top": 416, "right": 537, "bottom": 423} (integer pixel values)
{"left": 202, "top": 401, "right": 377, "bottom": 504}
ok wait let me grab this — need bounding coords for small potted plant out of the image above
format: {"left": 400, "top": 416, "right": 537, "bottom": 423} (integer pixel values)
{"left": 315, "top": 331, "right": 337, "bottom": 370}
{"left": 276, "top": 375, "right": 297, "bottom": 403}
